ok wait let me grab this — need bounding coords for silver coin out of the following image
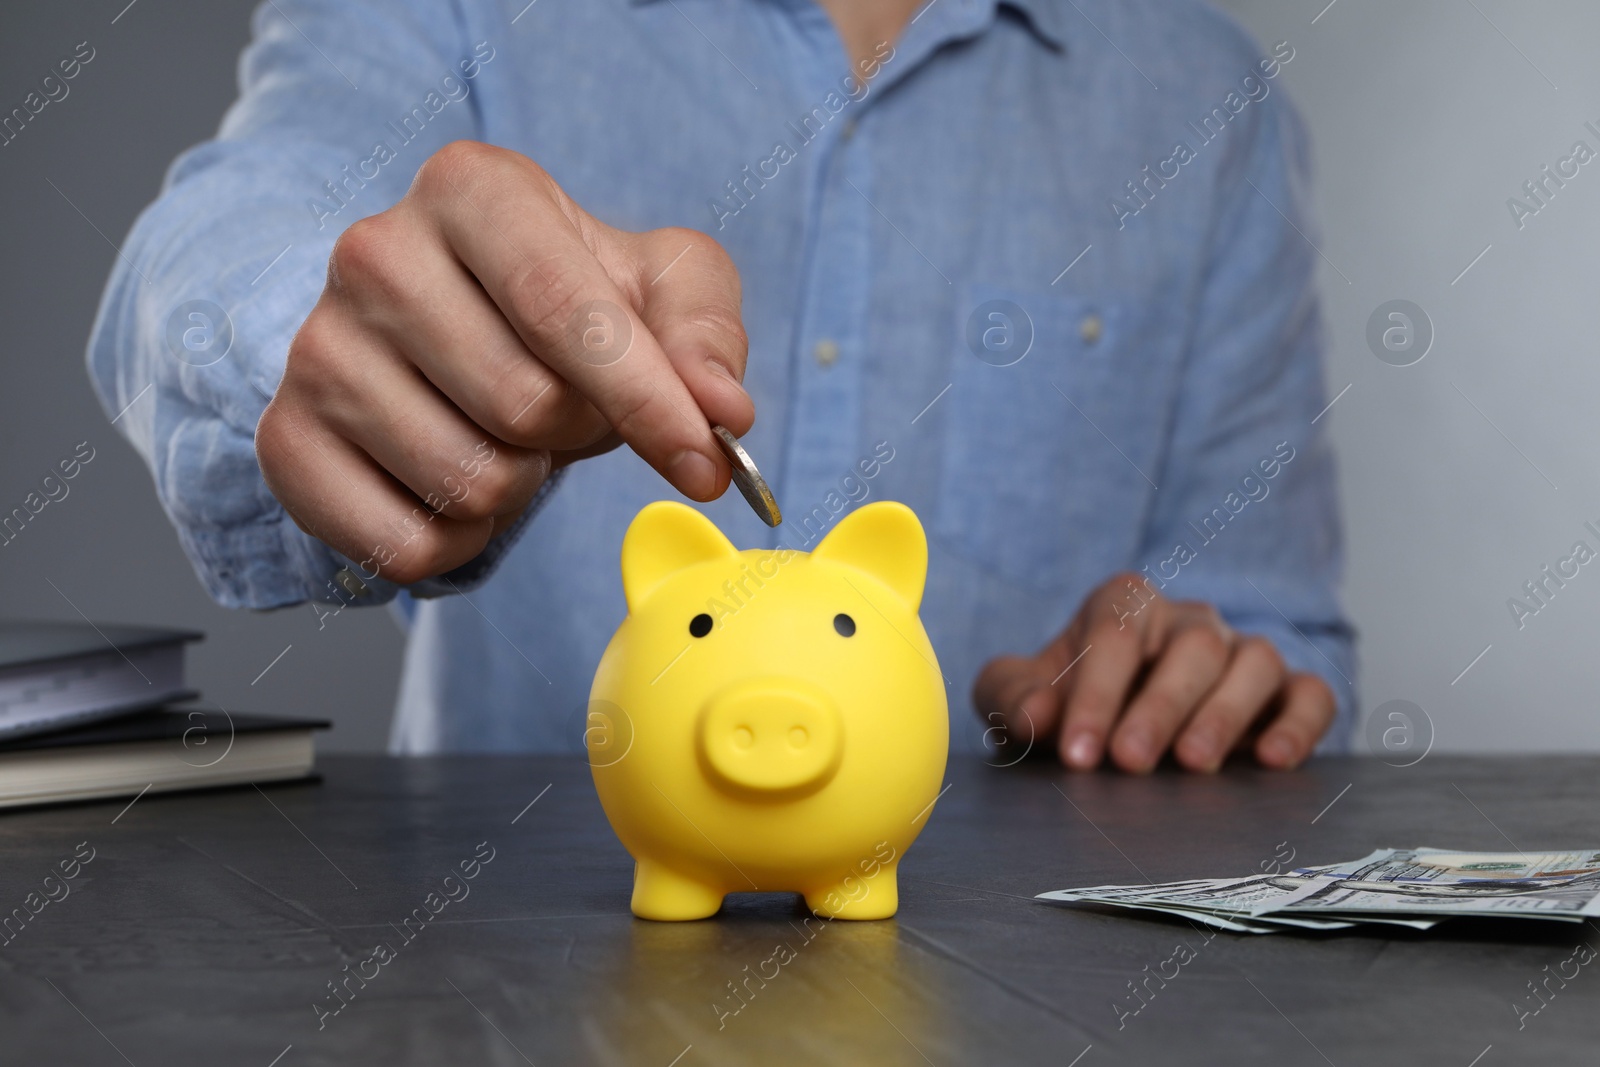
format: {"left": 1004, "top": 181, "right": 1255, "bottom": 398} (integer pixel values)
{"left": 711, "top": 425, "right": 782, "bottom": 527}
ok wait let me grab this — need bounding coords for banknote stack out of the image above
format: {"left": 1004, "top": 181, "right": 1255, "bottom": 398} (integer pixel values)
{"left": 1038, "top": 848, "right": 1600, "bottom": 934}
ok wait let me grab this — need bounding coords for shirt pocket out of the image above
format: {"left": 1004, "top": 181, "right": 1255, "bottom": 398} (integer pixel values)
{"left": 932, "top": 286, "right": 1152, "bottom": 594}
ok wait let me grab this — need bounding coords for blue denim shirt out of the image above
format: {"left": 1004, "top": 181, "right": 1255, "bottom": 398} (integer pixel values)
{"left": 87, "top": 0, "right": 1355, "bottom": 753}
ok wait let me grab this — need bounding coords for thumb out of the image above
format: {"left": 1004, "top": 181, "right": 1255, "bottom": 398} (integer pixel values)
{"left": 972, "top": 654, "right": 1063, "bottom": 752}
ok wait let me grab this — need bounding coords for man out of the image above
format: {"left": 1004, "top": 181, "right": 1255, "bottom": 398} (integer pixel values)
{"left": 88, "top": 0, "right": 1354, "bottom": 770}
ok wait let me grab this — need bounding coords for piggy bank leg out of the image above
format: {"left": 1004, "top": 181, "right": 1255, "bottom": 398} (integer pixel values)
{"left": 631, "top": 859, "right": 725, "bottom": 921}
{"left": 803, "top": 865, "right": 899, "bottom": 921}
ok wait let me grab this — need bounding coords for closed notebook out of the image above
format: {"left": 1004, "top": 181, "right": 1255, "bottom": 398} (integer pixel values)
{"left": 0, "top": 621, "right": 202, "bottom": 739}
{"left": 0, "top": 706, "right": 328, "bottom": 810}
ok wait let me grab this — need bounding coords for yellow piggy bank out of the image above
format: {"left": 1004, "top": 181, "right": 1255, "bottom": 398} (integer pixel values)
{"left": 587, "top": 499, "right": 948, "bottom": 921}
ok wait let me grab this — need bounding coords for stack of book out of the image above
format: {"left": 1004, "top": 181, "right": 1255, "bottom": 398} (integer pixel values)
{"left": 0, "top": 621, "right": 326, "bottom": 809}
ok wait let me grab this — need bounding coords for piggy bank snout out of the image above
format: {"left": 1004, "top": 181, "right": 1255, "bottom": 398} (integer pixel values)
{"left": 697, "top": 679, "right": 843, "bottom": 797}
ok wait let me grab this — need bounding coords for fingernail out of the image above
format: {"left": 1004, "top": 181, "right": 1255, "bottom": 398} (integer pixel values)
{"left": 705, "top": 357, "right": 745, "bottom": 392}
{"left": 1066, "top": 733, "right": 1100, "bottom": 769}
{"left": 666, "top": 449, "right": 717, "bottom": 499}
{"left": 1182, "top": 729, "right": 1216, "bottom": 766}
{"left": 1118, "top": 730, "right": 1154, "bottom": 770}
{"left": 1261, "top": 736, "right": 1296, "bottom": 766}
{"left": 529, "top": 448, "right": 553, "bottom": 483}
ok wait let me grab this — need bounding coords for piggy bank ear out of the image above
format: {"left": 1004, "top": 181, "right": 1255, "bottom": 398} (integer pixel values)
{"left": 621, "top": 501, "right": 738, "bottom": 611}
{"left": 811, "top": 501, "right": 927, "bottom": 610}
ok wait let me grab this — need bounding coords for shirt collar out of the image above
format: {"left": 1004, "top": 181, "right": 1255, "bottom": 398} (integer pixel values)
{"left": 628, "top": 0, "right": 1067, "bottom": 53}
{"left": 995, "top": 0, "right": 1066, "bottom": 50}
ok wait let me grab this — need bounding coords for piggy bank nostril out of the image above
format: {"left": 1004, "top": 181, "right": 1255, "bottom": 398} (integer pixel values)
{"left": 789, "top": 725, "right": 809, "bottom": 749}
{"left": 732, "top": 725, "right": 754, "bottom": 749}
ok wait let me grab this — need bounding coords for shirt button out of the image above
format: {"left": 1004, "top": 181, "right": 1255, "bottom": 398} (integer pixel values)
{"left": 813, "top": 338, "right": 840, "bottom": 366}
{"left": 1080, "top": 314, "right": 1102, "bottom": 345}
{"left": 333, "top": 567, "right": 369, "bottom": 599}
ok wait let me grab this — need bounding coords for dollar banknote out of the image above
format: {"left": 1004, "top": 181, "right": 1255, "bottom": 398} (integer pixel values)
{"left": 1037, "top": 848, "right": 1600, "bottom": 933}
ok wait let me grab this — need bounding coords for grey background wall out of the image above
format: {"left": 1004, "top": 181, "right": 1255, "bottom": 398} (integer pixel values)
{"left": 1215, "top": 0, "right": 1600, "bottom": 753}
{"left": 0, "top": 0, "right": 404, "bottom": 750}
{"left": 0, "top": 0, "right": 1593, "bottom": 754}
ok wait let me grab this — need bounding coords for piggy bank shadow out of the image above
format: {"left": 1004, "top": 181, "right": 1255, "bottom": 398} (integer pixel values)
{"left": 591, "top": 906, "right": 949, "bottom": 1065}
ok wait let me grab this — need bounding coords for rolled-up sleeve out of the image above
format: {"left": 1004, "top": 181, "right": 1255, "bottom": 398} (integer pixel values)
{"left": 86, "top": 0, "right": 551, "bottom": 611}
{"left": 1137, "top": 85, "right": 1358, "bottom": 750}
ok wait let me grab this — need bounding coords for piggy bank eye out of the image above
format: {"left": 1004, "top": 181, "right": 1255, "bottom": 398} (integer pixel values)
{"left": 833, "top": 613, "right": 856, "bottom": 637}
{"left": 689, "top": 613, "right": 713, "bottom": 638}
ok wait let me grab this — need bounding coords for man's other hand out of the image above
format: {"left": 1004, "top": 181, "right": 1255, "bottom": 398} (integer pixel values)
{"left": 972, "top": 573, "right": 1335, "bottom": 772}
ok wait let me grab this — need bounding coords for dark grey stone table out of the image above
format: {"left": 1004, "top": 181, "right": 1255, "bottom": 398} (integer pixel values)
{"left": 1, "top": 753, "right": 1596, "bottom": 1066}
